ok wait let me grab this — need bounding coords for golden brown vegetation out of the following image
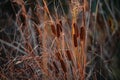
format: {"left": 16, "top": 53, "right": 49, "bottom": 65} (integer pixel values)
{"left": 0, "top": 0, "right": 120, "bottom": 80}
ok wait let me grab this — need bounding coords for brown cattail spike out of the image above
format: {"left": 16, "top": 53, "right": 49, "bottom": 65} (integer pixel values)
{"left": 20, "top": 13, "right": 26, "bottom": 26}
{"left": 72, "top": 22, "right": 78, "bottom": 47}
{"left": 55, "top": 52, "right": 67, "bottom": 72}
{"left": 51, "top": 24, "right": 56, "bottom": 36}
{"left": 56, "top": 24, "right": 60, "bottom": 37}
{"left": 53, "top": 61, "right": 59, "bottom": 73}
{"left": 55, "top": 52, "right": 62, "bottom": 60}
{"left": 59, "top": 20, "right": 62, "bottom": 26}
{"left": 66, "top": 50, "right": 72, "bottom": 62}
{"left": 73, "top": 34, "right": 78, "bottom": 47}
{"left": 59, "top": 20, "right": 62, "bottom": 32}
{"left": 56, "top": 22, "right": 62, "bottom": 37}
{"left": 47, "top": 63, "right": 53, "bottom": 70}
{"left": 60, "top": 59, "right": 67, "bottom": 72}
{"left": 80, "top": 26, "right": 85, "bottom": 41}
{"left": 73, "top": 23, "right": 79, "bottom": 37}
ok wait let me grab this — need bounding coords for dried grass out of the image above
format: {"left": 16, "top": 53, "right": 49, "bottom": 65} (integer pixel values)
{"left": 0, "top": 0, "right": 119, "bottom": 80}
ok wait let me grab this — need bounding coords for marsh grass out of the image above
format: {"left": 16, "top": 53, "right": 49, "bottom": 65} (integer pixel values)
{"left": 0, "top": 0, "right": 120, "bottom": 80}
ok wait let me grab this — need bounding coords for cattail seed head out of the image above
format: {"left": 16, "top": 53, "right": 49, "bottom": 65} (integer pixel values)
{"left": 72, "top": 22, "right": 78, "bottom": 47}
{"left": 56, "top": 22, "right": 62, "bottom": 37}
{"left": 56, "top": 24, "right": 60, "bottom": 37}
{"left": 60, "top": 59, "right": 67, "bottom": 72}
{"left": 73, "top": 23, "right": 79, "bottom": 37}
{"left": 55, "top": 52, "right": 62, "bottom": 60}
{"left": 51, "top": 23, "right": 56, "bottom": 36}
{"left": 73, "top": 34, "right": 78, "bottom": 47}
{"left": 53, "top": 61, "right": 59, "bottom": 73}
{"left": 80, "top": 26, "right": 85, "bottom": 41}
{"left": 66, "top": 50, "right": 72, "bottom": 61}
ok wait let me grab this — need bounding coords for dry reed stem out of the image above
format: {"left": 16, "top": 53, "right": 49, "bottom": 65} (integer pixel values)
{"left": 42, "top": 0, "right": 53, "bottom": 21}
{"left": 24, "top": 42, "right": 35, "bottom": 56}
{"left": 78, "top": 0, "right": 87, "bottom": 79}
{"left": 14, "top": 0, "right": 32, "bottom": 56}
{"left": 13, "top": 0, "right": 27, "bottom": 26}
{"left": 80, "top": 41, "right": 86, "bottom": 80}
{"left": 28, "top": 0, "right": 41, "bottom": 24}
{"left": 42, "top": 26, "right": 49, "bottom": 76}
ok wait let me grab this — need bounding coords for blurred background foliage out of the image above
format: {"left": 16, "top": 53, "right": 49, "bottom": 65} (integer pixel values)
{"left": 90, "top": 0, "right": 120, "bottom": 80}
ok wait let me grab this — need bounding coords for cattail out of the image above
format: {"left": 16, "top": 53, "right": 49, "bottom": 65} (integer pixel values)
{"left": 80, "top": 26, "right": 85, "bottom": 41}
{"left": 56, "top": 24, "right": 60, "bottom": 37}
{"left": 55, "top": 52, "right": 67, "bottom": 72}
{"left": 65, "top": 50, "right": 74, "bottom": 65}
{"left": 72, "top": 22, "right": 78, "bottom": 47}
{"left": 24, "top": 42, "right": 34, "bottom": 56}
{"left": 51, "top": 23, "right": 56, "bottom": 36}
{"left": 55, "top": 52, "right": 62, "bottom": 60}
{"left": 20, "top": 13, "right": 26, "bottom": 26}
{"left": 59, "top": 20, "right": 62, "bottom": 32}
{"left": 66, "top": 50, "right": 72, "bottom": 61}
{"left": 73, "top": 23, "right": 79, "bottom": 37}
{"left": 60, "top": 59, "right": 67, "bottom": 72}
{"left": 73, "top": 34, "right": 78, "bottom": 47}
{"left": 59, "top": 20, "right": 62, "bottom": 26}
{"left": 47, "top": 63, "right": 53, "bottom": 71}
{"left": 56, "top": 22, "right": 62, "bottom": 37}
{"left": 53, "top": 61, "right": 59, "bottom": 73}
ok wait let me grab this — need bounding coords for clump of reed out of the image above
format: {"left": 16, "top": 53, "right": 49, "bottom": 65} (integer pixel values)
{"left": 0, "top": 0, "right": 89, "bottom": 79}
